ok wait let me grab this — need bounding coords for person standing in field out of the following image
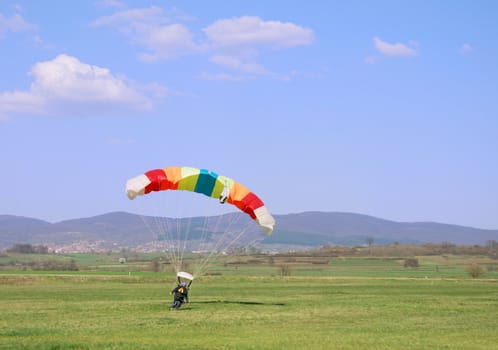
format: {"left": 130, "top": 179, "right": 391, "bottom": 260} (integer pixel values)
{"left": 170, "top": 281, "right": 189, "bottom": 310}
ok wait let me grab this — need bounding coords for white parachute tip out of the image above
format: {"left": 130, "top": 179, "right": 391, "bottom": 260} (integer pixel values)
{"left": 125, "top": 174, "right": 151, "bottom": 200}
{"left": 254, "top": 206, "right": 275, "bottom": 235}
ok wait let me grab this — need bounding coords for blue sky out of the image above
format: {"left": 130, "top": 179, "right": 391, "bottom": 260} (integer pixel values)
{"left": 1, "top": 1, "right": 497, "bottom": 230}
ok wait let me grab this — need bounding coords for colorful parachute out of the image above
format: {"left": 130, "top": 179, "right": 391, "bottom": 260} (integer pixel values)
{"left": 126, "top": 166, "right": 275, "bottom": 234}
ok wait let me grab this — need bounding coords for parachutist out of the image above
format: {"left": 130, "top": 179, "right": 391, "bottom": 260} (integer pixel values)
{"left": 219, "top": 185, "right": 229, "bottom": 204}
{"left": 170, "top": 281, "right": 189, "bottom": 310}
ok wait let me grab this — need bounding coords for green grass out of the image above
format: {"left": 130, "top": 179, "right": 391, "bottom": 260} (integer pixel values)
{"left": 1, "top": 270, "right": 497, "bottom": 350}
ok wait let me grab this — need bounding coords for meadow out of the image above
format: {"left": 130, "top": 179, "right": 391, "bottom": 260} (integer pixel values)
{"left": 0, "top": 254, "right": 497, "bottom": 349}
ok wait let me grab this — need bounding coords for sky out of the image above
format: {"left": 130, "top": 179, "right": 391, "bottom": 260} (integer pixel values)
{"left": 1, "top": 1, "right": 497, "bottom": 230}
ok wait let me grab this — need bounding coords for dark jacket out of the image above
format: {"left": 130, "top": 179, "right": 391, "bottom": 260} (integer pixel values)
{"left": 171, "top": 285, "right": 189, "bottom": 302}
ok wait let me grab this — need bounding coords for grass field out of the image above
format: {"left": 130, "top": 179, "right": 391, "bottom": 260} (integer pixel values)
{"left": 1, "top": 256, "right": 497, "bottom": 349}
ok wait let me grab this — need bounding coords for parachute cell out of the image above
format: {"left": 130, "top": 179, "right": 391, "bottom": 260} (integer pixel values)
{"left": 126, "top": 166, "right": 275, "bottom": 234}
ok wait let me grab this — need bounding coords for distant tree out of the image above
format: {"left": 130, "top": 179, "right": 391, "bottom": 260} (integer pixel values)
{"left": 7, "top": 244, "right": 48, "bottom": 254}
{"left": 403, "top": 258, "right": 419, "bottom": 268}
{"left": 30, "top": 259, "right": 78, "bottom": 271}
{"left": 68, "top": 259, "right": 78, "bottom": 271}
{"left": 467, "top": 263, "right": 485, "bottom": 278}
{"left": 10, "top": 244, "right": 33, "bottom": 253}
{"left": 364, "top": 236, "right": 375, "bottom": 256}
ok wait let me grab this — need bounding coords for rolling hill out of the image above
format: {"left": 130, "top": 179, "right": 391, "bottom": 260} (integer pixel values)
{"left": 1, "top": 211, "right": 497, "bottom": 251}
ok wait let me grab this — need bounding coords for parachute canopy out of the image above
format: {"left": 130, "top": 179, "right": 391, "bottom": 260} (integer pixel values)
{"left": 126, "top": 166, "right": 275, "bottom": 234}
{"left": 177, "top": 271, "right": 194, "bottom": 281}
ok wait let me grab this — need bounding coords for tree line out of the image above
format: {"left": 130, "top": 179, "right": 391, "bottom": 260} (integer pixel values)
{"left": 277, "top": 240, "right": 498, "bottom": 258}
{"left": 6, "top": 244, "right": 49, "bottom": 254}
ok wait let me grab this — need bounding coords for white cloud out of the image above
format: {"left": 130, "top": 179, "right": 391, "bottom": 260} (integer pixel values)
{"left": 373, "top": 36, "right": 418, "bottom": 56}
{"left": 90, "top": 6, "right": 166, "bottom": 27}
{"left": 90, "top": 6, "right": 202, "bottom": 61}
{"left": 0, "top": 54, "right": 158, "bottom": 119}
{"left": 0, "top": 91, "right": 46, "bottom": 120}
{"left": 203, "top": 16, "right": 315, "bottom": 49}
{"left": 210, "top": 55, "right": 268, "bottom": 75}
{"left": 0, "top": 12, "right": 37, "bottom": 38}
{"left": 90, "top": 7, "right": 315, "bottom": 79}
{"left": 136, "top": 23, "right": 202, "bottom": 62}
{"left": 203, "top": 16, "right": 314, "bottom": 77}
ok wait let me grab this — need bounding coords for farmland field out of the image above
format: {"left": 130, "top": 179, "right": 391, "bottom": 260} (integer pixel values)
{"left": 1, "top": 255, "right": 497, "bottom": 349}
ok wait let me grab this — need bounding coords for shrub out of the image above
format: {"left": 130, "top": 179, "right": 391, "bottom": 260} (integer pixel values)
{"left": 31, "top": 259, "right": 78, "bottom": 271}
{"left": 403, "top": 258, "right": 419, "bottom": 268}
{"left": 467, "top": 263, "right": 485, "bottom": 278}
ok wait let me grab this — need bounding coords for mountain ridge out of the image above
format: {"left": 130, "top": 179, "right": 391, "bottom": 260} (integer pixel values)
{"left": 1, "top": 211, "right": 497, "bottom": 251}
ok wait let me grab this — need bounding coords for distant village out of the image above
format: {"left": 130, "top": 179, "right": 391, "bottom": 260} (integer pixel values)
{"left": 48, "top": 240, "right": 175, "bottom": 254}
